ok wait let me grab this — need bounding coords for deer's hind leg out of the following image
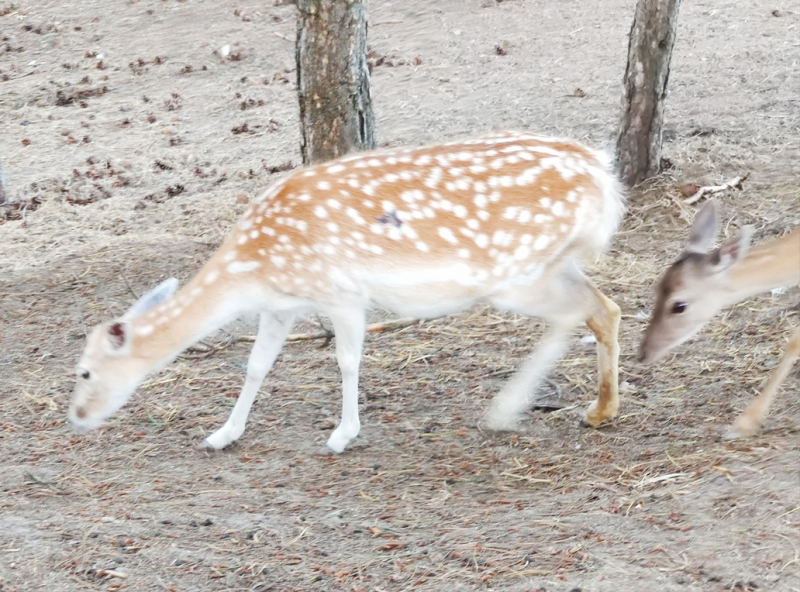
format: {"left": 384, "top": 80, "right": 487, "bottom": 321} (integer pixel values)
{"left": 581, "top": 285, "right": 621, "bottom": 427}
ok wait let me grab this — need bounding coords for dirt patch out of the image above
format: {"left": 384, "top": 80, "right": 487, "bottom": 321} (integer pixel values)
{"left": 1, "top": 1, "right": 798, "bottom": 591}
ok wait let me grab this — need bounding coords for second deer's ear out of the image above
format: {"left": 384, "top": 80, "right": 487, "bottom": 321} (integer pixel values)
{"left": 686, "top": 200, "right": 719, "bottom": 254}
{"left": 705, "top": 226, "right": 753, "bottom": 275}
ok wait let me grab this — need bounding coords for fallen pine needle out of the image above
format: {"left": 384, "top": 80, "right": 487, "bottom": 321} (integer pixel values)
{"left": 508, "top": 568, "right": 554, "bottom": 577}
{"left": 500, "top": 472, "right": 551, "bottom": 484}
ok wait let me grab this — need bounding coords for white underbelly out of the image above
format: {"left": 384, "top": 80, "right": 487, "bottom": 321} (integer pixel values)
{"left": 348, "top": 261, "right": 546, "bottom": 318}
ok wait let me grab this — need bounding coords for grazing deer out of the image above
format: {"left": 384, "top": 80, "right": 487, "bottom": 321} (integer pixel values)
{"left": 639, "top": 200, "right": 800, "bottom": 439}
{"left": 69, "top": 131, "right": 625, "bottom": 453}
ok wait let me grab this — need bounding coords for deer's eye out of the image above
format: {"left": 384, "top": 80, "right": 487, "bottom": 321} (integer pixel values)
{"left": 79, "top": 370, "right": 91, "bottom": 380}
{"left": 671, "top": 301, "right": 687, "bottom": 314}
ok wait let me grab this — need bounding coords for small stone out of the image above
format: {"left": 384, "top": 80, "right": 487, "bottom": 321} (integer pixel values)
{"left": 679, "top": 182, "right": 701, "bottom": 198}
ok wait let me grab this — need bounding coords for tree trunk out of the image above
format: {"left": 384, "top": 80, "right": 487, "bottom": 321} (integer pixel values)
{"left": 615, "top": 0, "right": 681, "bottom": 188}
{"left": 296, "top": 0, "right": 376, "bottom": 165}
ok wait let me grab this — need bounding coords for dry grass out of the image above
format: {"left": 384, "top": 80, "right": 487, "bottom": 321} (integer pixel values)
{"left": 1, "top": 1, "right": 799, "bottom": 591}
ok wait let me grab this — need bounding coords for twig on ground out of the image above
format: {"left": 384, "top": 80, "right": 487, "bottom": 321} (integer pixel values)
{"left": 239, "top": 317, "right": 421, "bottom": 344}
{"left": 180, "top": 317, "right": 422, "bottom": 360}
{"left": 683, "top": 173, "right": 749, "bottom": 205}
{"left": 96, "top": 569, "right": 129, "bottom": 580}
{"left": 180, "top": 336, "right": 237, "bottom": 359}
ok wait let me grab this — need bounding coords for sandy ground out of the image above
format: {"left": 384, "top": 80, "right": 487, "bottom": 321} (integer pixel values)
{"left": 1, "top": 1, "right": 798, "bottom": 591}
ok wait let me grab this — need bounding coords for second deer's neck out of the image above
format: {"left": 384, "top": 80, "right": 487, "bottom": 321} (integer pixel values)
{"left": 724, "top": 228, "right": 800, "bottom": 305}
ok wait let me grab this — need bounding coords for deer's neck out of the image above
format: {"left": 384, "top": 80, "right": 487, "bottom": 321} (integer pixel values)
{"left": 130, "top": 260, "right": 257, "bottom": 371}
{"left": 723, "top": 228, "right": 800, "bottom": 305}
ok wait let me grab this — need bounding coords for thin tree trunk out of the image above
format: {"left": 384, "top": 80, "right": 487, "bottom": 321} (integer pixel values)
{"left": 615, "top": 0, "right": 681, "bottom": 188}
{"left": 296, "top": 0, "right": 376, "bottom": 165}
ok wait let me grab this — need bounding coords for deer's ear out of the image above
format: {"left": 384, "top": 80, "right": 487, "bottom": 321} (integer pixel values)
{"left": 104, "top": 321, "right": 132, "bottom": 355}
{"left": 686, "top": 200, "right": 719, "bottom": 254}
{"left": 123, "top": 278, "right": 179, "bottom": 320}
{"left": 705, "top": 226, "right": 753, "bottom": 275}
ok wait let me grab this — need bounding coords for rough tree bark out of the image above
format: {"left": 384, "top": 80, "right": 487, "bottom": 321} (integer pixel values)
{"left": 615, "top": 0, "right": 681, "bottom": 188}
{"left": 296, "top": 0, "right": 376, "bottom": 165}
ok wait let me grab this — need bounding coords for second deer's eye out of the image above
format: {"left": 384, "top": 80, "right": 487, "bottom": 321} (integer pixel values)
{"left": 671, "top": 301, "right": 687, "bottom": 314}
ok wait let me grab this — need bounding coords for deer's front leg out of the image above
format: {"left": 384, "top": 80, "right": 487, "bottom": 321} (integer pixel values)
{"left": 204, "top": 311, "right": 295, "bottom": 450}
{"left": 725, "top": 326, "right": 800, "bottom": 440}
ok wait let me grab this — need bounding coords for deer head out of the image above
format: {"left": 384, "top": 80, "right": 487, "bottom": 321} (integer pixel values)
{"left": 69, "top": 278, "right": 179, "bottom": 431}
{"left": 639, "top": 200, "right": 753, "bottom": 364}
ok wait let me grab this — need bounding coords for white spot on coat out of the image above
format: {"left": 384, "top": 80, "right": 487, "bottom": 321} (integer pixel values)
{"left": 227, "top": 261, "right": 261, "bottom": 273}
{"left": 533, "top": 235, "right": 552, "bottom": 251}
{"left": 438, "top": 227, "right": 458, "bottom": 244}
{"left": 453, "top": 205, "right": 468, "bottom": 218}
{"left": 492, "top": 230, "right": 513, "bottom": 247}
